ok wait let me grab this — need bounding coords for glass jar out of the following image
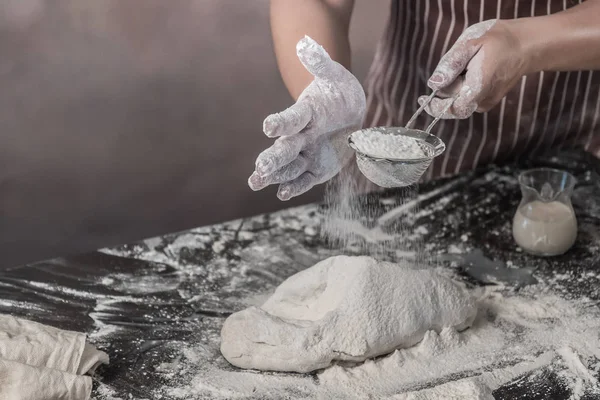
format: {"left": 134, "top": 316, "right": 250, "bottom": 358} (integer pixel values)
{"left": 512, "top": 168, "right": 577, "bottom": 256}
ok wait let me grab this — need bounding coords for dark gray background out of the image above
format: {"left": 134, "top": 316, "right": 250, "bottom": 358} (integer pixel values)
{"left": 0, "top": 0, "right": 387, "bottom": 267}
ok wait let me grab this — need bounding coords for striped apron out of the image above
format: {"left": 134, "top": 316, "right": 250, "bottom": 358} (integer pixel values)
{"left": 360, "top": 0, "right": 600, "bottom": 186}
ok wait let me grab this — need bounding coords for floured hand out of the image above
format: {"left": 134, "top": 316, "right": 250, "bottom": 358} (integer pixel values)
{"left": 248, "top": 36, "right": 366, "bottom": 200}
{"left": 421, "top": 19, "right": 531, "bottom": 119}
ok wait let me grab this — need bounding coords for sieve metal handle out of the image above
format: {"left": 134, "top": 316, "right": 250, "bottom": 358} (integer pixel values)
{"left": 425, "top": 96, "right": 457, "bottom": 133}
{"left": 404, "top": 90, "right": 437, "bottom": 129}
{"left": 405, "top": 90, "right": 459, "bottom": 133}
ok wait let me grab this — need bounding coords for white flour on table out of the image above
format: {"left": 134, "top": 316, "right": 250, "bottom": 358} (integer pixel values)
{"left": 87, "top": 173, "right": 600, "bottom": 399}
{"left": 159, "top": 283, "right": 600, "bottom": 399}
{"left": 89, "top": 226, "right": 600, "bottom": 399}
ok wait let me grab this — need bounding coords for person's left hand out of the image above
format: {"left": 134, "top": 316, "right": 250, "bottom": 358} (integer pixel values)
{"left": 421, "top": 19, "right": 531, "bottom": 119}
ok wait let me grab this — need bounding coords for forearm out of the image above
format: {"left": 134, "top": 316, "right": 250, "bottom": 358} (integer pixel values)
{"left": 270, "top": 0, "right": 354, "bottom": 99}
{"left": 513, "top": 0, "right": 600, "bottom": 73}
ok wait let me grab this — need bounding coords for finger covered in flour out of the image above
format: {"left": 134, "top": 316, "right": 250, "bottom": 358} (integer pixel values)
{"left": 277, "top": 172, "right": 318, "bottom": 201}
{"left": 296, "top": 36, "right": 344, "bottom": 80}
{"left": 255, "top": 135, "right": 306, "bottom": 177}
{"left": 248, "top": 157, "right": 309, "bottom": 191}
{"left": 263, "top": 102, "right": 312, "bottom": 138}
{"left": 428, "top": 19, "right": 497, "bottom": 90}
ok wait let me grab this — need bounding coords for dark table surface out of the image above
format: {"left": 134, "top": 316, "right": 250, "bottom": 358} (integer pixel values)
{"left": 1, "top": 149, "right": 599, "bottom": 399}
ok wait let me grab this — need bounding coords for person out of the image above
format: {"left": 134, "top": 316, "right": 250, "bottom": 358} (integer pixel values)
{"left": 248, "top": 0, "right": 600, "bottom": 201}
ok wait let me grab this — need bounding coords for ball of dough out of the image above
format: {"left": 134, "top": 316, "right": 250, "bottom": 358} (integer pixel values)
{"left": 220, "top": 255, "right": 476, "bottom": 373}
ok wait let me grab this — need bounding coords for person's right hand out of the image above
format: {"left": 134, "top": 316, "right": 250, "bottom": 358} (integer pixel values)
{"left": 421, "top": 19, "right": 530, "bottom": 119}
{"left": 248, "top": 36, "right": 366, "bottom": 201}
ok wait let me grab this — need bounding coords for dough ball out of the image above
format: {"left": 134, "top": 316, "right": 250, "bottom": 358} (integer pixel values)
{"left": 220, "top": 255, "right": 476, "bottom": 373}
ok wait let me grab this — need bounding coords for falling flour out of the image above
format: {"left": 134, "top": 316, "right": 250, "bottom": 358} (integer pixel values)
{"left": 320, "top": 166, "right": 427, "bottom": 262}
{"left": 352, "top": 129, "right": 427, "bottom": 160}
{"left": 220, "top": 255, "right": 476, "bottom": 373}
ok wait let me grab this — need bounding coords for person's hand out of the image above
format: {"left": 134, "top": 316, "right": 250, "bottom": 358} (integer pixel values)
{"left": 248, "top": 36, "right": 366, "bottom": 201}
{"left": 421, "top": 19, "right": 531, "bottom": 119}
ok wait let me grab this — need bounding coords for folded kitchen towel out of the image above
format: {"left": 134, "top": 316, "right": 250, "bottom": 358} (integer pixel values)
{"left": 0, "top": 358, "right": 92, "bottom": 400}
{"left": 0, "top": 315, "right": 109, "bottom": 400}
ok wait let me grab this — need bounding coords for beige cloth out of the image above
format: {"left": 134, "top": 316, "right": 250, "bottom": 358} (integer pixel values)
{"left": 0, "top": 315, "right": 109, "bottom": 400}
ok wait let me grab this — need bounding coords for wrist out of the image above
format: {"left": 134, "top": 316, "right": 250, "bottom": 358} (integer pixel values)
{"left": 508, "top": 1, "right": 600, "bottom": 73}
{"left": 507, "top": 17, "right": 552, "bottom": 75}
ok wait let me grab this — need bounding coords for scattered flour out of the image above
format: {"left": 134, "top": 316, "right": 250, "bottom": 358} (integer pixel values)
{"left": 352, "top": 129, "right": 427, "bottom": 160}
{"left": 167, "top": 285, "right": 600, "bottom": 399}
{"left": 395, "top": 378, "right": 494, "bottom": 399}
{"left": 88, "top": 167, "right": 600, "bottom": 399}
{"left": 376, "top": 177, "right": 469, "bottom": 226}
{"left": 92, "top": 383, "right": 124, "bottom": 400}
{"left": 556, "top": 346, "right": 600, "bottom": 399}
{"left": 220, "top": 255, "right": 476, "bottom": 373}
